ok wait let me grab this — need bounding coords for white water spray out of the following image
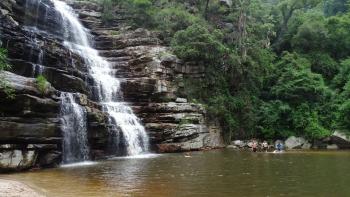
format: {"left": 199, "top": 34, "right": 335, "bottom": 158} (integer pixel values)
{"left": 60, "top": 92, "right": 89, "bottom": 163}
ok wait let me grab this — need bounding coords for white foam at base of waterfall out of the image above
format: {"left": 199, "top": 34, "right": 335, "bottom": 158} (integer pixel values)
{"left": 60, "top": 161, "right": 97, "bottom": 168}
{"left": 109, "top": 153, "right": 161, "bottom": 160}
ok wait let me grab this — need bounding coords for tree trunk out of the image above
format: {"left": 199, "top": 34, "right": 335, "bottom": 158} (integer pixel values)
{"left": 204, "top": 0, "right": 210, "bottom": 20}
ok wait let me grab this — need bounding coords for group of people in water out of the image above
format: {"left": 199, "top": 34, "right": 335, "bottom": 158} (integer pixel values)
{"left": 251, "top": 140, "right": 284, "bottom": 153}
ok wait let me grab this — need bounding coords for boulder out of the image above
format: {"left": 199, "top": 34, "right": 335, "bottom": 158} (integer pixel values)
{"left": 285, "top": 136, "right": 310, "bottom": 149}
{"left": 232, "top": 140, "right": 246, "bottom": 148}
{"left": 330, "top": 131, "right": 350, "bottom": 149}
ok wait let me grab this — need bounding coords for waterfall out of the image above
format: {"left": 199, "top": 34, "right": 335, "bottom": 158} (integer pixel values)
{"left": 52, "top": 0, "right": 149, "bottom": 156}
{"left": 60, "top": 92, "right": 89, "bottom": 163}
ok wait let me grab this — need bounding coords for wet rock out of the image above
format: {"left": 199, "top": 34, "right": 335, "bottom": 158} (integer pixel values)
{"left": 38, "top": 151, "right": 61, "bottom": 167}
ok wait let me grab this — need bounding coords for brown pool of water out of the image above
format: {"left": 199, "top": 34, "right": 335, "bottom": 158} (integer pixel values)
{"left": 2, "top": 150, "right": 350, "bottom": 197}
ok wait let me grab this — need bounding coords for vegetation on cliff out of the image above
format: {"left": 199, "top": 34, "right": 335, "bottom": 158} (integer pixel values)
{"left": 100, "top": 0, "right": 350, "bottom": 141}
{"left": 0, "top": 47, "right": 14, "bottom": 99}
{"left": 35, "top": 75, "right": 49, "bottom": 95}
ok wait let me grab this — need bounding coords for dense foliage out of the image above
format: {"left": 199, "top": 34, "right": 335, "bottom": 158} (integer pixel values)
{"left": 102, "top": 0, "right": 350, "bottom": 141}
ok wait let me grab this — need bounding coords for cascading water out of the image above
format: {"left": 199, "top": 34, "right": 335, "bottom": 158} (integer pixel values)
{"left": 25, "top": 26, "right": 45, "bottom": 76}
{"left": 24, "top": 0, "right": 47, "bottom": 77}
{"left": 52, "top": 0, "right": 149, "bottom": 156}
{"left": 21, "top": 0, "right": 94, "bottom": 163}
{"left": 60, "top": 92, "right": 89, "bottom": 163}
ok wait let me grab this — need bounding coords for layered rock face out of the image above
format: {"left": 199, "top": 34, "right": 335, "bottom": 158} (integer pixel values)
{"left": 0, "top": 0, "right": 224, "bottom": 171}
{"left": 0, "top": 71, "right": 61, "bottom": 171}
{"left": 0, "top": 0, "right": 111, "bottom": 171}
{"left": 71, "top": 1, "right": 224, "bottom": 153}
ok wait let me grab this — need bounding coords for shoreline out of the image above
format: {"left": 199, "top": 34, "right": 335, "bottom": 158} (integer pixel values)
{"left": 0, "top": 179, "right": 44, "bottom": 197}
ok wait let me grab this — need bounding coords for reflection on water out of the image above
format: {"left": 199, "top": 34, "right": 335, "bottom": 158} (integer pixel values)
{"left": 3, "top": 150, "right": 350, "bottom": 197}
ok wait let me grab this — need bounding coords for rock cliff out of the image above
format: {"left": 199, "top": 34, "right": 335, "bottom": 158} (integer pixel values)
{"left": 0, "top": 0, "right": 224, "bottom": 171}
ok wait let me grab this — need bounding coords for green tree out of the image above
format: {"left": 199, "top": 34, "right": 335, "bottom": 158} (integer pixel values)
{"left": 93, "top": 0, "right": 350, "bottom": 139}
{"left": 339, "top": 100, "right": 350, "bottom": 131}
{"left": 307, "top": 52, "right": 339, "bottom": 81}
{"left": 326, "top": 13, "right": 350, "bottom": 58}
{"left": 171, "top": 24, "right": 228, "bottom": 64}
{"left": 324, "top": 0, "right": 350, "bottom": 16}
{"left": 128, "top": 0, "right": 153, "bottom": 27}
{"left": 154, "top": 7, "right": 203, "bottom": 42}
{"left": 333, "top": 58, "right": 350, "bottom": 89}
{"left": 292, "top": 16, "right": 329, "bottom": 52}
{"left": 272, "top": 0, "right": 321, "bottom": 52}
{"left": 270, "top": 53, "right": 327, "bottom": 103}
{"left": 258, "top": 53, "right": 331, "bottom": 139}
